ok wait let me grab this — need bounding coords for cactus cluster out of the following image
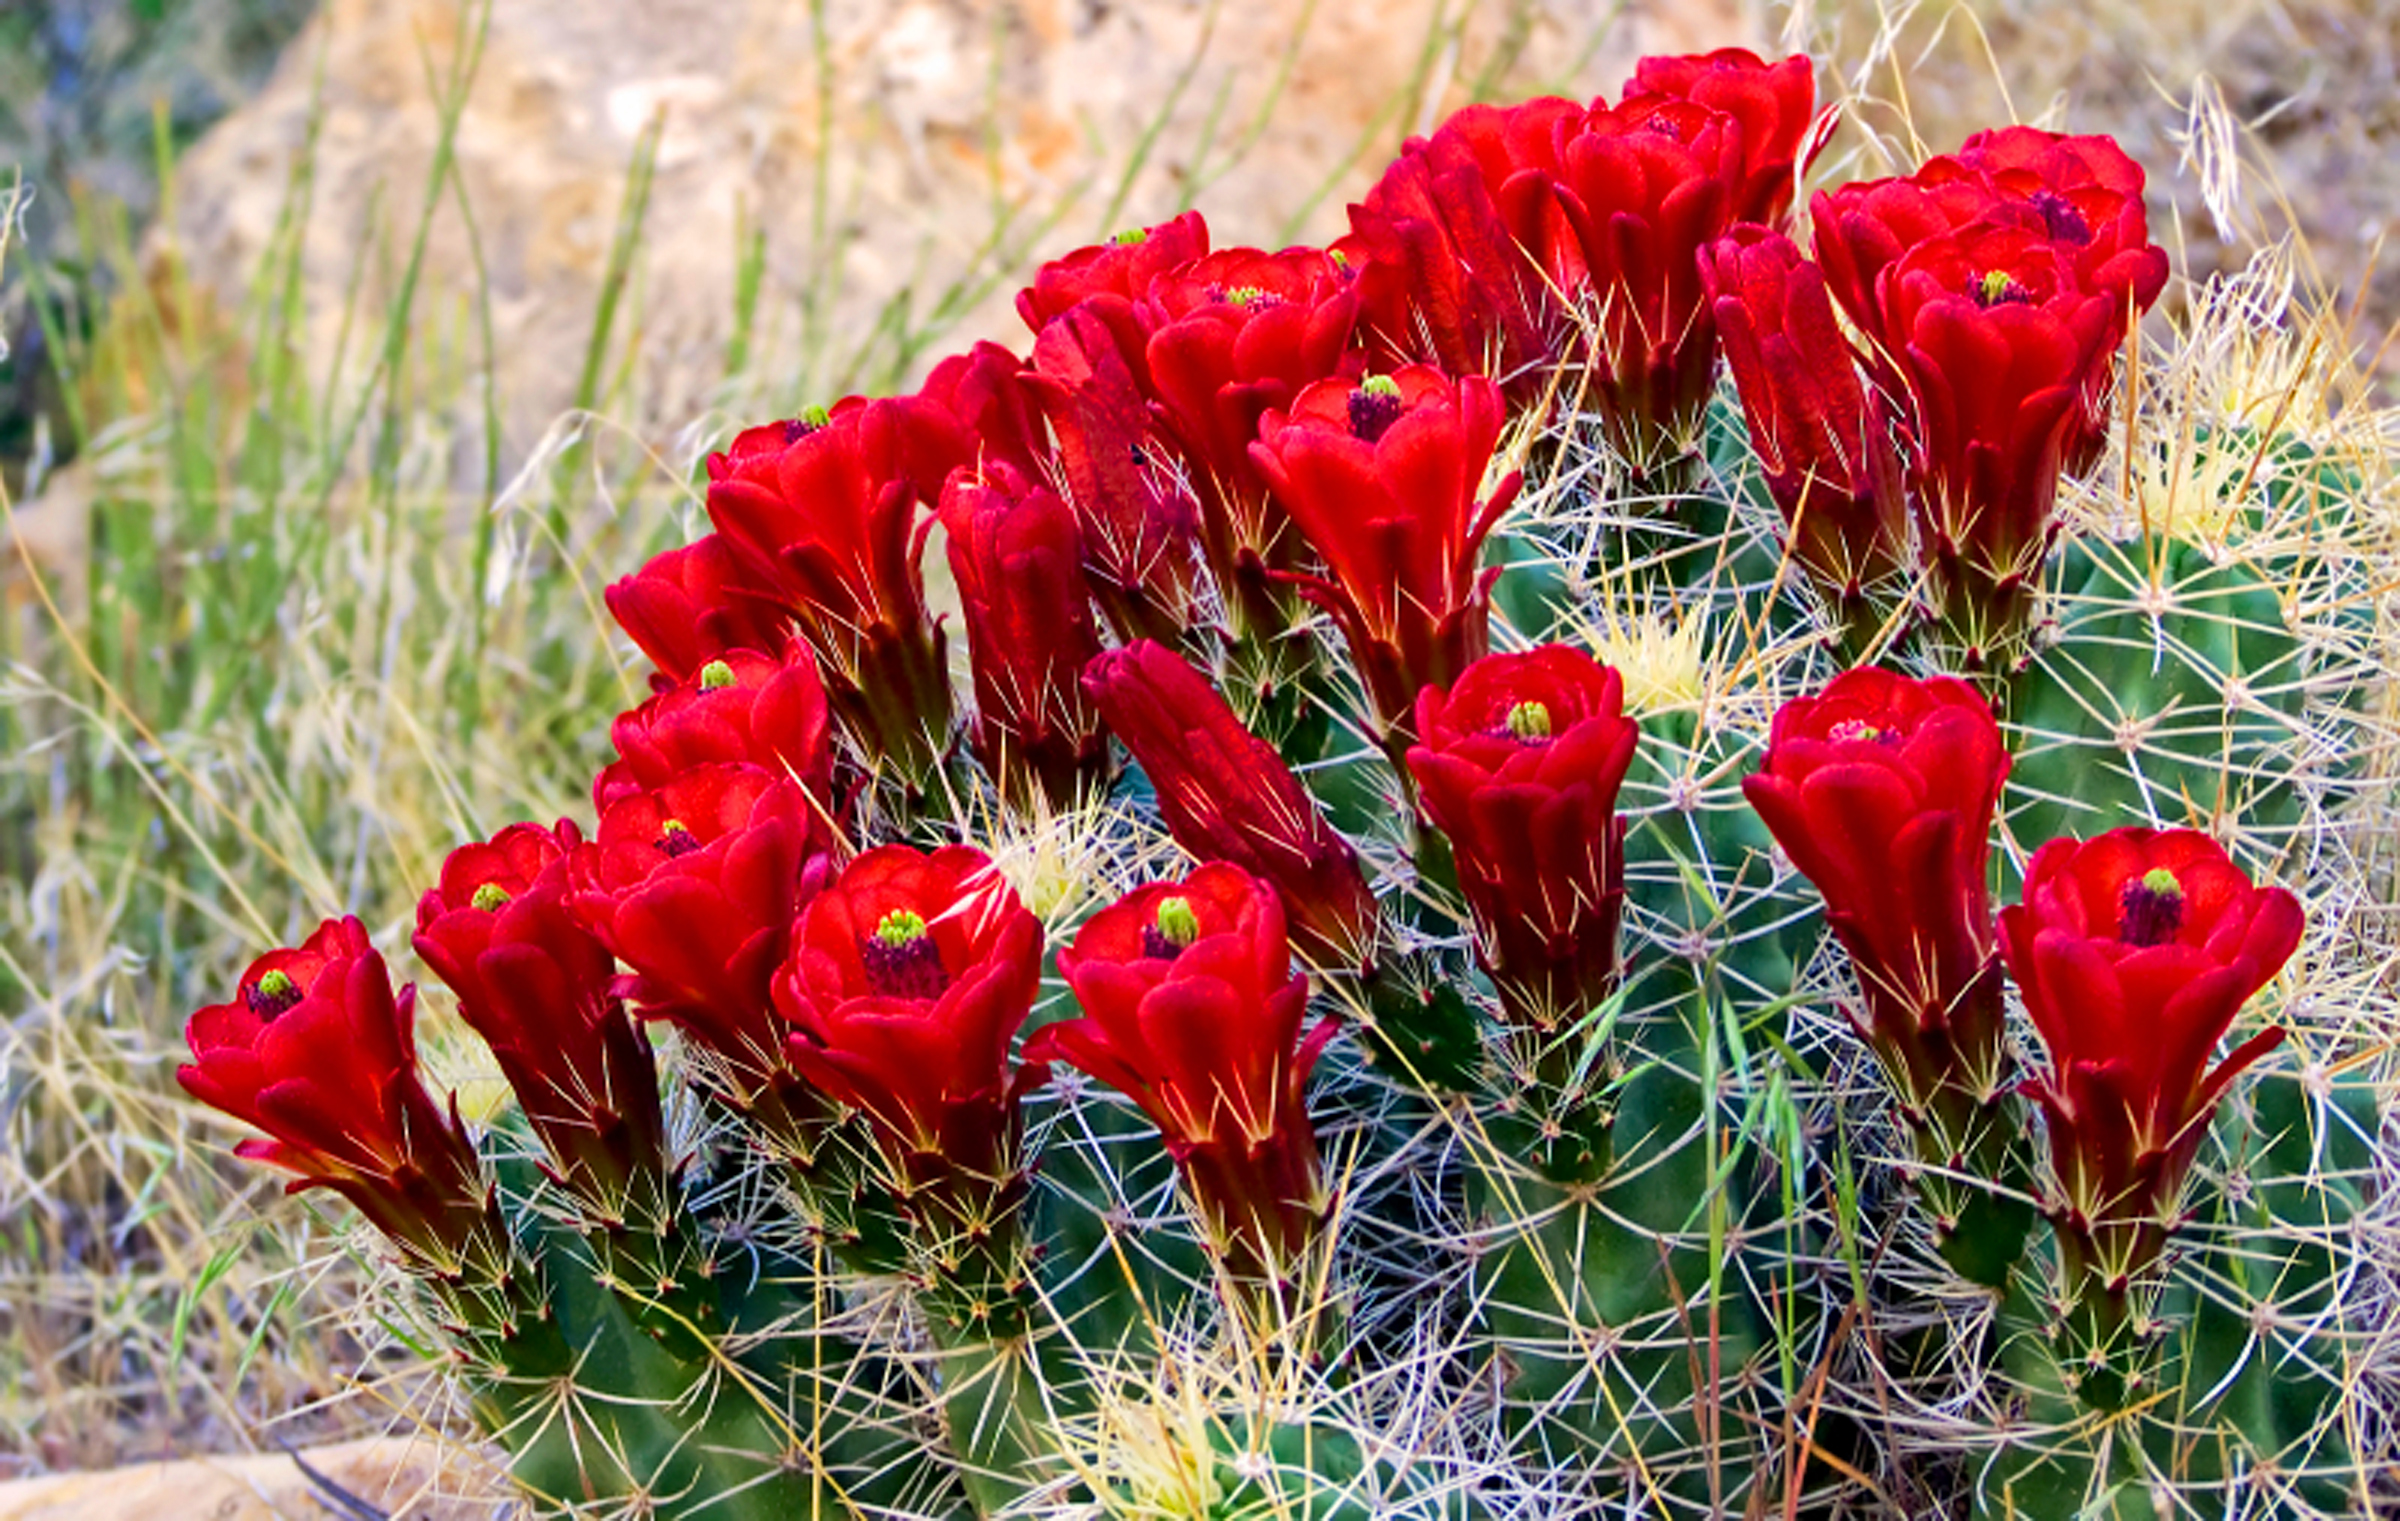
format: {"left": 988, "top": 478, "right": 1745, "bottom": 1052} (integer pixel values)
{"left": 174, "top": 50, "right": 2397, "bottom": 1519}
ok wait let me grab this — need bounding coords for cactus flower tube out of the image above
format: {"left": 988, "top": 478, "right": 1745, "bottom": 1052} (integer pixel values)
{"left": 1084, "top": 641, "right": 1380, "bottom": 972}
{"left": 1249, "top": 366, "right": 1518, "bottom": 749}
{"left": 1033, "top": 865, "right": 1336, "bottom": 1290}
{"left": 1699, "top": 226, "right": 1908, "bottom": 633}
{"left": 1743, "top": 666, "right": 2030, "bottom": 1282}
{"left": 1408, "top": 646, "right": 1640, "bottom": 1034}
{"left": 938, "top": 463, "right": 1110, "bottom": 811}
{"left": 703, "top": 399, "right": 957, "bottom": 791}
{"left": 1999, "top": 827, "right": 2301, "bottom": 1408}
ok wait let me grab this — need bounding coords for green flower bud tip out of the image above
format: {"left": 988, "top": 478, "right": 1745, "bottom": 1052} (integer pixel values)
{"left": 876, "top": 909, "right": 930, "bottom": 948}
{"left": 699, "top": 659, "right": 738, "bottom": 691}
{"left": 471, "top": 882, "right": 512, "bottom": 913}
{"left": 1507, "top": 700, "right": 1553, "bottom": 741}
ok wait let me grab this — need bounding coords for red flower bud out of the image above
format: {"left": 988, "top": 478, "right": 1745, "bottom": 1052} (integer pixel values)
{"left": 1016, "top": 210, "right": 1210, "bottom": 335}
{"left": 1340, "top": 95, "right": 1580, "bottom": 402}
{"left": 1248, "top": 365, "right": 1517, "bottom": 744}
{"left": 569, "top": 764, "right": 833, "bottom": 1098}
{"left": 938, "top": 463, "right": 1110, "bottom": 810}
{"left": 704, "top": 400, "right": 953, "bottom": 788}
{"left": 1026, "top": 300, "right": 1205, "bottom": 647}
{"left": 1082, "top": 642, "right": 1380, "bottom": 971}
{"left": 1699, "top": 226, "right": 1908, "bottom": 607}
{"left": 1743, "top": 668, "right": 2010, "bottom": 1137}
{"left": 774, "top": 845, "right": 1046, "bottom": 1173}
{"left": 603, "top": 534, "right": 794, "bottom": 692}
{"left": 415, "top": 822, "right": 668, "bottom": 1220}
{"left": 2000, "top": 828, "right": 2299, "bottom": 1300}
{"left": 595, "top": 642, "right": 834, "bottom": 814}
{"left": 1407, "top": 646, "right": 1640, "bottom": 1028}
{"left": 179, "top": 917, "right": 493, "bottom": 1270}
{"left": 1031, "top": 864, "right": 1335, "bottom": 1282}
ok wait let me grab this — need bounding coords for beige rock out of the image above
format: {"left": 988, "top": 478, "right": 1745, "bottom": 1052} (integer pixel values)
{"left": 0, "top": 1436, "right": 505, "bottom": 1521}
{"left": 165, "top": 0, "right": 1760, "bottom": 462}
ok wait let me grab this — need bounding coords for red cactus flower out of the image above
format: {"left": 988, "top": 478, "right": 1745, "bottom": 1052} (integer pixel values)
{"left": 2000, "top": 828, "right": 2299, "bottom": 1311}
{"left": 1140, "top": 245, "right": 1362, "bottom": 641}
{"left": 1699, "top": 226, "right": 1908, "bottom": 611}
{"left": 1882, "top": 222, "right": 2124, "bottom": 659}
{"left": 1248, "top": 365, "right": 1517, "bottom": 745}
{"left": 595, "top": 642, "right": 834, "bottom": 813}
{"left": 1016, "top": 210, "right": 1211, "bottom": 334}
{"left": 1742, "top": 667, "right": 2011, "bottom": 1154}
{"left": 774, "top": 844, "right": 1045, "bottom": 1162}
{"left": 1620, "top": 49, "right": 1831, "bottom": 228}
{"left": 604, "top": 534, "right": 794, "bottom": 692}
{"left": 1948, "top": 127, "right": 2169, "bottom": 469}
{"left": 415, "top": 822, "right": 668, "bottom": 1220}
{"left": 179, "top": 917, "right": 494, "bottom": 1270}
{"left": 1339, "top": 95, "right": 1581, "bottom": 402}
{"left": 1406, "top": 646, "right": 1640, "bottom": 1029}
{"left": 704, "top": 399, "right": 953, "bottom": 789}
{"left": 1026, "top": 300, "right": 1205, "bottom": 648}
{"left": 1030, "top": 864, "right": 1336, "bottom": 1282}
{"left": 938, "top": 462, "right": 1110, "bottom": 810}
{"left": 569, "top": 764, "right": 833, "bottom": 1101}
{"left": 1083, "top": 642, "right": 1380, "bottom": 972}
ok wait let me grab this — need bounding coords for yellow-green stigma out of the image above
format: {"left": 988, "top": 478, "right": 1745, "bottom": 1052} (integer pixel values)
{"left": 876, "top": 909, "right": 930, "bottom": 948}
{"left": 1507, "top": 700, "right": 1553, "bottom": 742}
{"left": 656, "top": 818, "right": 703, "bottom": 858}
{"left": 246, "top": 969, "right": 302, "bottom": 1018}
{"left": 699, "top": 659, "right": 738, "bottom": 692}
{"left": 1147, "top": 896, "right": 1201, "bottom": 958}
{"left": 1349, "top": 374, "right": 1406, "bottom": 442}
{"left": 471, "top": 882, "right": 513, "bottom": 913}
{"left": 1114, "top": 227, "right": 1149, "bottom": 247}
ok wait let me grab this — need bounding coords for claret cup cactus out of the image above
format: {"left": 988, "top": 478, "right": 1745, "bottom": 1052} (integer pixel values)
{"left": 176, "top": 46, "right": 2395, "bottom": 1519}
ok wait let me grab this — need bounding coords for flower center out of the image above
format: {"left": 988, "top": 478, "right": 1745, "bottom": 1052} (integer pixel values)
{"left": 655, "top": 818, "right": 705, "bottom": 858}
{"left": 470, "top": 882, "right": 512, "bottom": 912}
{"left": 2029, "top": 190, "right": 2093, "bottom": 246}
{"left": 245, "top": 969, "right": 302, "bottom": 1019}
{"left": 1972, "top": 270, "right": 2032, "bottom": 308}
{"left": 1349, "top": 374, "right": 1404, "bottom": 443}
{"left": 1507, "top": 700, "right": 1554, "bottom": 742}
{"left": 2117, "top": 867, "right": 2186, "bottom": 947}
{"left": 863, "top": 909, "right": 948, "bottom": 999}
{"left": 1142, "top": 896, "right": 1201, "bottom": 959}
{"left": 1113, "top": 227, "right": 1148, "bottom": 247}
{"left": 1214, "top": 284, "right": 1279, "bottom": 311}
{"left": 1826, "top": 717, "right": 1887, "bottom": 743}
{"left": 782, "top": 404, "right": 831, "bottom": 443}
{"left": 698, "top": 659, "right": 738, "bottom": 692}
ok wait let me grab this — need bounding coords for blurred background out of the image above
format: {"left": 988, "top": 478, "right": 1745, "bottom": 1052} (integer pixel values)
{"left": 0, "top": 0, "right": 2392, "bottom": 1496}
